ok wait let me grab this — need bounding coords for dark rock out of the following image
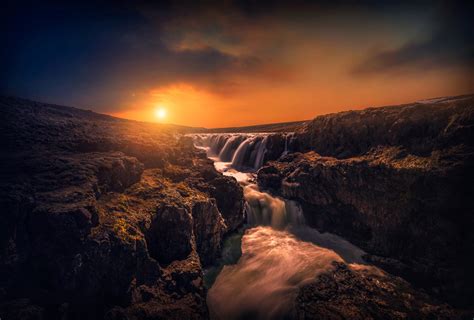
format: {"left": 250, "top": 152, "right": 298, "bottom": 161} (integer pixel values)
{"left": 258, "top": 95, "right": 474, "bottom": 307}
{"left": 0, "top": 299, "right": 44, "bottom": 320}
{"left": 0, "top": 96, "right": 246, "bottom": 319}
{"left": 207, "top": 176, "right": 245, "bottom": 232}
{"left": 262, "top": 134, "right": 285, "bottom": 162}
{"left": 192, "top": 199, "right": 227, "bottom": 266}
{"left": 296, "top": 262, "right": 461, "bottom": 319}
{"left": 296, "top": 94, "right": 474, "bottom": 159}
{"left": 146, "top": 205, "right": 193, "bottom": 265}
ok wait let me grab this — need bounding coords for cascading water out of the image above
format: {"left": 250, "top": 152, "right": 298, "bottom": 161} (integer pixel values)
{"left": 219, "top": 135, "right": 246, "bottom": 161}
{"left": 194, "top": 133, "right": 270, "bottom": 170}
{"left": 281, "top": 132, "right": 293, "bottom": 157}
{"left": 192, "top": 133, "right": 369, "bottom": 320}
{"left": 244, "top": 184, "right": 305, "bottom": 229}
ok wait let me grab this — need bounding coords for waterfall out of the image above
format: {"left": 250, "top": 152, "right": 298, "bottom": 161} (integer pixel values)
{"left": 253, "top": 136, "right": 268, "bottom": 169}
{"left": 283, "top": 134, "right": 288, "bottom": 155}
{"left": 193, "top": 133, "right": 368, "bottom": 320}
{"left": 244, "top": 184, "right": 304, "bottom": 229}
{"left": 192, "top": 133, "right": 305, "bottom": 229}
{"left": 193, "top": 134, "right": 226, "bottom": 156}
{"left": 219, "top": 135, "right": 245, "bottom": 161}
{"left": 194, "top": 133, "right": 269, "bottom": 170}
{"left": 231, "top": 138, "right": 253, "bottom": 169}
{"left": 280, "top": 132, "right": 294, "bottom": 157}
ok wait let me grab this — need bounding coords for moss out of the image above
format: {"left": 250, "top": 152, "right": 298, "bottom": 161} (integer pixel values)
{"left": 112, "top": 217, "right": 142, "bottom": 243}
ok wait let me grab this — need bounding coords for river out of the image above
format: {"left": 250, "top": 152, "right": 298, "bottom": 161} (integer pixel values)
{"left": 193, "top": 133, "right": 370, "bottom": 320}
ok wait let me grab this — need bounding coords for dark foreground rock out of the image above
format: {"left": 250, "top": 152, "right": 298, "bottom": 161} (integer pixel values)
{"left": 296, "top": 262, "right": 462, "bottom": 320}
{"left": 0, "top": 96, "right": 245, "bottom": 319}
{"left": 258, "top": 95, "right": 474, "bottom": 309}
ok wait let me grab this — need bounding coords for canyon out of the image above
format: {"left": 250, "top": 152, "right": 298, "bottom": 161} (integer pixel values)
{"left": 0, "top": 94, "right": 473, "bottom": 319}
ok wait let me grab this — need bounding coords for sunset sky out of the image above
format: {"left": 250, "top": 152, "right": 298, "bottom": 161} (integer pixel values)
{"left": 2, "top": 1, "right": 473, "bottom": 128}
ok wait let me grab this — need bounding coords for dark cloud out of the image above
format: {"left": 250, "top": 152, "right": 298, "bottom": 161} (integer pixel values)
{"left": 1, "top": 0, "right": 471, "bottom": 112}
{"left": 0, "top": 1, "right": 264, "bottom": 109}
{"left": 352, "top": 1, "right": 474, "bottom": 75}
{"left": 93, "top": 43, "right": 263, "bottom": 109}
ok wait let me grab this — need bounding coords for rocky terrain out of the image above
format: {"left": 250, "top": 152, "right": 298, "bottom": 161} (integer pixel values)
{"left": 1, "top": 94, "right": 473, "bottom": 319}
{"left": 258, "top": 95, "right": 474, "bottom": 309}
{"left": 0, "top": 96, "right": 245, "bottom": 319}
{"left": 296, "top": 262, "right": 458, "bottom": 320}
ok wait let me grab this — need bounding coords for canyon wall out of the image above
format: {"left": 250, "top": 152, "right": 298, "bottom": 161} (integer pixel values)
{"left": 258, "top": 95, "right": 474, "bottom": 307}
{"left": 0, "top": 97, "right": 245, "bottom": 319}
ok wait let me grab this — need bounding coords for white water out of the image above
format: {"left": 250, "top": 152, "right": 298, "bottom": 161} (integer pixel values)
{"left": 244, "top": 184, "right": 305, "bottom": 229}
{"left": 194, "top": 133, "right": 275, "bottom": 170}
{"left": 192, "top": 134, "right": 369, "bottom": 320}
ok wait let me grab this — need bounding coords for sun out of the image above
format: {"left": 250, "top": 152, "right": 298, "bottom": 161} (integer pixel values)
{"left": 154, "top": 107, "right": 167, "bottom": 120}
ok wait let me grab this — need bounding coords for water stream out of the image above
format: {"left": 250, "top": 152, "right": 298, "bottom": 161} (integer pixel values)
{"left": 193, "top": 134, "right": 369, "bottom": 320}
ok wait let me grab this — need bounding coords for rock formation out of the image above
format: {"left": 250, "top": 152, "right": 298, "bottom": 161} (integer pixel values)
{"left": 296, "top": 262, "right": 461, "bottom": 319}
{"left": 2, "top": 93, "right": 473, "bottom": 319}
{"left": 258, "top": 95, "right": 474, "bottom": 308}
{"left": 0, "top": 96, "right": 245, "bottom": 319}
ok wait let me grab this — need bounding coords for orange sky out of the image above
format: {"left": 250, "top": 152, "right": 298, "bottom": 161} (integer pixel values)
{"left": 110, "top": 68, "right": 471, "bottom": 128}
{"left": 109, "top": 61, "right": 471, "bottom": 128}
{"left": 5, "top": 2, "right": 473, "bottom": 128}
{"left": 107, "top": 3, "right": 472, "bottom": 128}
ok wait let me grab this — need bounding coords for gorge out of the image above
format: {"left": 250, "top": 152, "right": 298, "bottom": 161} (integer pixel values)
{"left": 194, "top": 133, "right": 367, "bottom": 319}
{"left": 192, "top": 127, "right": 473, "bottom": 319}
{"left": 1, "top": 94, "right": 473, "bottom": 319}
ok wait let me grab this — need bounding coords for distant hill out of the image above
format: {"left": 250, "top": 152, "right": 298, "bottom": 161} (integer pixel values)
{"left": 0, "top": 95, "right": 202, "bottom": 135}
{"left": 203, "top": 120, "right": 308, "bottom": 133}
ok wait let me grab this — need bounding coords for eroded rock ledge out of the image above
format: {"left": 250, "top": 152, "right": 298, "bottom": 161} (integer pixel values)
{"left": 258, "top": 95, "right": 474, "bottom": 308}
{"left": 0, "top": 96, "right": 245, "bottom": 319}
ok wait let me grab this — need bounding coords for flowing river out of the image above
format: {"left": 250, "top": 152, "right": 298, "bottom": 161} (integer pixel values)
{"left": 193, "top": 134, "right": 370, "bottom": 320}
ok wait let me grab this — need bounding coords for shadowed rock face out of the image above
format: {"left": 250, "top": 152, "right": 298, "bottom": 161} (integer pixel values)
{"left": 192, "top": 199, "right": 227, "bottom": 266}
{"left": 0, "top": 96, "right": 245, "bottom": 319}
{"left": 296, "top": 262, "right": 461, "bottom": 320}
{"left": 258, "top": 95, "right": 474, "bottom": 308}
{"left": 295, "top": 95, "right": 474, "bottom": 159}
{"left": 146, "top": 205, "right": 194, "bottom": 265}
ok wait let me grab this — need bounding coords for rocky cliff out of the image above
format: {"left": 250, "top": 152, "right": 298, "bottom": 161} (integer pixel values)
{"left": 258, "top": 95, "right": 474, "bottom": 308}
{"left": 0, "top": 96, "right": 245, "bottom": 319}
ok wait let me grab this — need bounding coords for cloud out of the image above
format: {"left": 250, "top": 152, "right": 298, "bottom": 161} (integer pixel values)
{"left": 0, "top": 1, "right": 268, "bottom": 109}
{"left": 1, "top": 0, "right": 472, "bottom": 120}
{"left": 351, "top": 1, "right": 474, "bottom": 75}
{"left": 97, "top": 40, "right": 265, "bottom": 108}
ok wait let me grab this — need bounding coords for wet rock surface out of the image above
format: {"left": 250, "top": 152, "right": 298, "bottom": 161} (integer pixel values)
{"left": 0, "top": 96, "right": 245, "bottom": 319}
{"left": 258, "top": 95, "right": 474, "bottom": 309}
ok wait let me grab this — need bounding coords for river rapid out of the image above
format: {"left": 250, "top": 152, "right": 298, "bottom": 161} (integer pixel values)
{"left": 193, "top": 134, "right": 371, "bottom": 320}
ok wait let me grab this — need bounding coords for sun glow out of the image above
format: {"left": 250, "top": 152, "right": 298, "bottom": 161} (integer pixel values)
{"left": 155, "top": 107, "right": 167, "bottom": 120}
